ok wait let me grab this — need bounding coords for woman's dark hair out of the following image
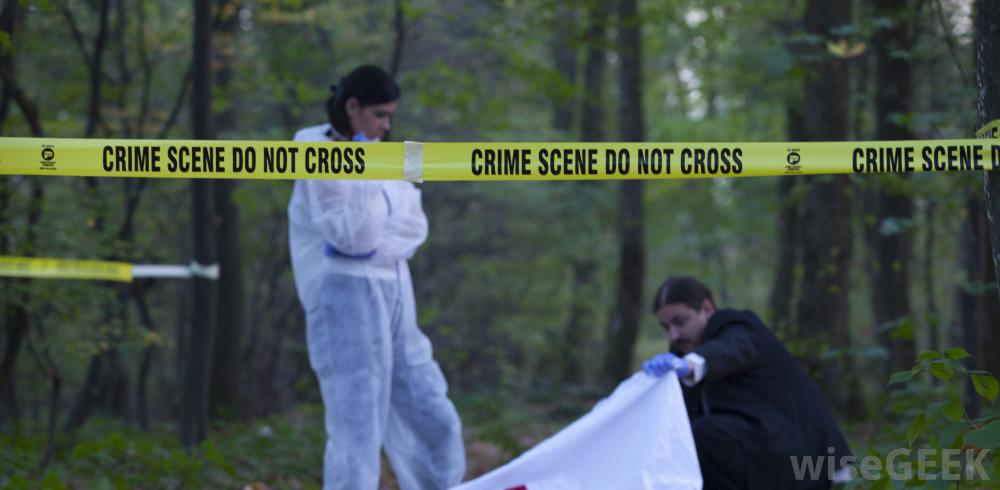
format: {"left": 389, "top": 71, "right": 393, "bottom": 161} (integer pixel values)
{"left": 326, "top": 65, "right": 400, "bottom": 137}
{"left": 651, "top": 275, "right": 715, "bottom": 313}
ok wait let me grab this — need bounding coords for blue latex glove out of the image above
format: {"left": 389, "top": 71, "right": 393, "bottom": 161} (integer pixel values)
{"left": 352, "top": 132, "right": 376, "bottom": 142}
{"left": 643, "top": 352, "right": 691, "bottom": 378}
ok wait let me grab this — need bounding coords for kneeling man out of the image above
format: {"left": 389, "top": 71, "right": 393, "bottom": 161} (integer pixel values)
{"left": 643, "top": 275, "right": 851, "bottom": 489}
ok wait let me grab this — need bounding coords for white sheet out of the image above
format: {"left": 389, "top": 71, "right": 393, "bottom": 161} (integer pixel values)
{"left": 452, "top": 372, "right": 703, "bottom": 490}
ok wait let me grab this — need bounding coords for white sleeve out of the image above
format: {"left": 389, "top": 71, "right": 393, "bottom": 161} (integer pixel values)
{"left": 305, "top": 180, "right": 389, "bottom": 256}
{"left": 832, "top": 466, "right": 853, "bottom": 483}
{"left": 372, "top": 184, "right": 428, "bottom": 264}
{"left": 680, "top": 352, "right": 707, "bottom": 387}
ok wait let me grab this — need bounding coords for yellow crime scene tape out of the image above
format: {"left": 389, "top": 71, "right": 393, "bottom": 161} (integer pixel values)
{"left": 1, "top": 125, "right": 997, "bottom": 281}
{"left": 0, "top": 256, "right": 219, "bottom": 282}
{"left": 1, "top": 133, "right": 999, "bottom": 182}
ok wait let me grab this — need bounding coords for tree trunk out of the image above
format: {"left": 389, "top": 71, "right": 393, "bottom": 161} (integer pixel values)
{"left": 0, "top": 0, "right": 43, "bottom": 425}
{"left": 209, "top": 0, "right": 244, "bottom": 421}
{"left": 923, "top": 202, "right": 940, "bottom": 351}
{"left": 982, "top": 250, "right": 1000, "bottom": 383}
{"left": 0, "top": 0, "right": 42, "bottom": 136}
{"left": 958, "top": 194, "right": 995, "bottom": 417}
{"left": 972, "top": 0, "right": 1000, "bottom": 412}
{"left": 133, "top": 282, "right": 157, "bottom": 431}
{"left": 870, "top": 0, "right": 916, "bottom": 372}
{"left": 40, "top": 367, "right": 60, "bottom": 468}
{"left": 770, "top": 106, "right": 806, "bottom": 336}
{"left": 85, "top": 0, "right": 111, "bottom": 138}
{"left": 561, "top": 261, "right": 594, "bottom": 384}
{"left": 112, "top": 0, "right": 132, "bottom": 137}
{"left": 0, "top": 305, "right": 25, "bottom": 422}
{"left": 604, "top": 0, "right": 645, "bottom": 385}
{"left": 182, "top": 0, "right": 218, "bottom": 450}
{"left": 558, "top": 0, "right": 609, "bottom": 385}
{"left": 64, "top": 355, "right": 103, "bottom": 432}
{"left": 20, "top": 313, "right": 62, "bottom": 468}
{"left": 551, "top": 4, "right": 577, "bottom": 133}
{"left": 796, "top": 0, "right": 854, "bottom": 418}
{"left": 390, "top": 0, "right": 405, "bottom": 77}
{"left": 211, "top": 180, "right": 243, "bottom": 420}
{"left": 580, "top": 1, "right": 609, "bottom": 143}
{"left": 976, "top": 0, "right": 1000, "bottom": 303}
{"left": 61, "top": 0, "right": 120, "bottom": 432}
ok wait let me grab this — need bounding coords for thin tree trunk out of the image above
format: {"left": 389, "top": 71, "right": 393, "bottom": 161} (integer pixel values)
{"left": 113, "top": 0, "right": 132, "bottom": 137}
{"left": 0, "top": 0, "right": 42, "bottom": 136}
{"left": 958, "top": 194, "right": 990, "bottom": 417}
{"left": 2, "top": 179, "right": 44, "bottom": 425}
{"left": 564, "top": 0, "right": 609, "bottom": 385}
{"left": 604, "top": 0, "right": 645, "bottom": 385}
{"left": 580, "top": 1, "right": 609, "bottom": 143}
{"left": 40, "top": 372, "right": 60, "bottom": 467}
{"left": 209, "top": 0, "right": 244, "bottom": 421}
{"left": 0, "top": 75, "right": 10, "bottom": 131}
{"left": 158, "top": 66, "right": 193, "bottom": 139}
{"left": 870, "top": 0, "right": 916, "bottom": 372}
{"left": 64, "top": 0, "right": 123, "bottom": 432}
{"left": 770, "top": 106, "right": 806, "bottom": 336}
{"left": 770, "top": 175, "right": 799, "bottom": 336}
{"left": 86, "top": 0, "right": 111, "bottom": 138}
{"left": 390, "top": 0, "right": 405, "bottom": 77}
{"left": 924, "top": 202, "right": 940, "bottom": 351}
{"left": 561, "top": 261, "right": 594, "bottom": 384}
{"left": 23, "top": 315, "right": 60, "bottom": 468}
{"left": 64, "top": 356, "right": 102, "bottom": 432}
{"left": 211, "top": 179, "right": 243, "bottom": 419}
{"left": 0, "top": 74, "right": 21, "bottom": 420}
{"left": 133, "top": 281, "right": 157, "bottom": 431}
{"left": 182, "top": 0, "right": 218, "bottom": 450}
{"left": 107, "top": 0, "right": 143, "bottom": 423}
{"left": 0, "top": 306, "right": 25, "bottom": 422}
{"left": 136, "top": 0, "right": 153, "bottom": 137}
{"left": 850, "top": 43, "right": 872, "bottom": 141}
{"left": 551, "top": 4, "right": 577, "bottom": 133}
{"left": 242, "top": 231, "right": 294, "bottom": 416}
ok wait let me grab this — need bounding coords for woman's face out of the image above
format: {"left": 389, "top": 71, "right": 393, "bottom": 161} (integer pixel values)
{"left": 346, "top": 98, "right": 398, "bottom": 140}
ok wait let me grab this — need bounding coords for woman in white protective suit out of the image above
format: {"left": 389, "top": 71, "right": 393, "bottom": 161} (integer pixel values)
{"left": 288, "top": 65, "right": 466, "bottom": 490}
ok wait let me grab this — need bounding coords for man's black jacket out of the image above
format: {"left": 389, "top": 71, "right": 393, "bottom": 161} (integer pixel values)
{"left": 676, "top": 308, "right": 851, "bottom": 489}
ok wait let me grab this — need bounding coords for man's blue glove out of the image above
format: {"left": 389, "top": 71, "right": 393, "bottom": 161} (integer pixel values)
{"left": 643, "top": 352, "right": 691, "bottom": 378}
{"left": 352, "top": 132, "right": 375, "bottom": 142}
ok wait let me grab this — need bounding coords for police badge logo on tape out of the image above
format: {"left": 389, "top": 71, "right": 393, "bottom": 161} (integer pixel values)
{"left": 785, "top": 148, "right": 802, "bottom": 174}
{"left": 39, "top": 145, "right": 57, "bottom": 170}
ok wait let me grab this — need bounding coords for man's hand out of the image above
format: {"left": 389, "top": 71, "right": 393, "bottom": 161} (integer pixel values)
{"left": 643, "top": 352, "right": 692, "bottom": 378}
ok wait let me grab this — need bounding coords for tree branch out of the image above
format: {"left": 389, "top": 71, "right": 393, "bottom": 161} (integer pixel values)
{"left": 136, "top": 0, "right": 153, "bottom": 137}
{"left": 157, "top": 65, "right": 192, "bottom": 139}
{"left": 933, "top": 0, "right": 972, "bottom": 87}
{"left": 55, "top": 0, "right": 95, "bottom": 75}
{"left": 390, "top": 0, "right": 406, "bottom": 77}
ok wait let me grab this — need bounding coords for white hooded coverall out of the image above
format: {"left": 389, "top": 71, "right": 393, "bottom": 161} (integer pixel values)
{"left": 288, "top": 123, "right": 466, "bottom": 490}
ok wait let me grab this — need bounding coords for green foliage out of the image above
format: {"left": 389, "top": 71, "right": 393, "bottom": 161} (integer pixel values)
{"left": 973, "top": 374, "right": 1000, "bottom": 402}
{"left": 965, "top": 422, "right": 1000, "bottom": 451}
{"left": 867, "top": 349, "right": 1000, "bottom": 487}
{"left": 0, "top": 414, "right": 326, "bottom": 489}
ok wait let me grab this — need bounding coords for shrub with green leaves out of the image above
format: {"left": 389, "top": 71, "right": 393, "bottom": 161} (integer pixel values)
{"left": 847, "top": 347, "right": 1000, "bottom": 489}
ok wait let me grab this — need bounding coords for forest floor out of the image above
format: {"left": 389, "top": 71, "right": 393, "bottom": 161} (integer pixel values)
{"left": 1, "top": 389, "right": 599, "bottom": 489}
{"left": 1, "top": 386, "right": 945, "bottom": 490}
